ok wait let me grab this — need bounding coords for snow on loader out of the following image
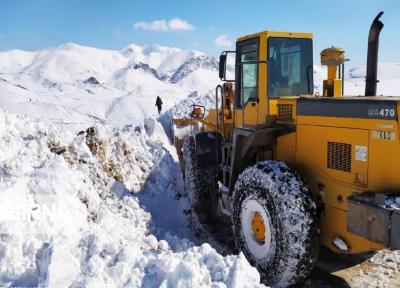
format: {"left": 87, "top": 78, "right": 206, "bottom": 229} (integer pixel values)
{"left": 173, "top": 12, "right": 400, "bottom": 287}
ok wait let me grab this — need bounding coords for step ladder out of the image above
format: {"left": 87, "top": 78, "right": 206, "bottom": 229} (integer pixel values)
{"left": 220, "top": 141, "right": 232, "bottom": 189}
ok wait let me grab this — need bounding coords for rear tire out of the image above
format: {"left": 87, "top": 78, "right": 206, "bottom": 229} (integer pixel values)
{"left": 183, "top": 135, "right": 219, "bottom": 223}
{"left": 232, "top": 161, "right": 318, "bottom": 287}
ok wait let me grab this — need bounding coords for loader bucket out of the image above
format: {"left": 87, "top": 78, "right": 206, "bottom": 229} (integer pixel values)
{"left": 171, "top": 117, "right": 201, "bottom": 171}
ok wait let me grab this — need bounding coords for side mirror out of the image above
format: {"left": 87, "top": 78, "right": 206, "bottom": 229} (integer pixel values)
{"left": 218, "top": 51, "right": 235, "bottom": 82}
{"left": 219, "top": 54, "right": 227, "bottom": 80}
{"left": 190, "top": 104, "right": 205, "bottom": 119}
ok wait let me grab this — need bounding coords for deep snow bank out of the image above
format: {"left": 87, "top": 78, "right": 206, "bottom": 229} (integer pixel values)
{"left": 158, "top": 90, "right": 217, "bottom": 141}
{"left": 0, "top": 110, "right": 264, "bottom": 287}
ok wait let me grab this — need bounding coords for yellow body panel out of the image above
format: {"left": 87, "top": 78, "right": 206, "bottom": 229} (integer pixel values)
{"left": 320, "top": 206, "right": 384, "bottom": 253}
{"left": 322, "top": 78, "right": 343, "bottom": 97}
{"left": 275, "top": 132, "right": 296, "bottom": 166}
{"left": 235, "top": 109, "right": 243, "bottom": 128}
{"left": 297, "top": 125, "right": 369, "bottom": 189}
{"left": 273, "top": 99, "right": 400, "bottom": 253}
{"left": 237, "top": 30, "right": 313, "bottom": 42}
{"left": 296, "top": 114, "right": 400, "bottom": 192}
{"left": 243, "top": 102, "right": 258, "bottom": 126}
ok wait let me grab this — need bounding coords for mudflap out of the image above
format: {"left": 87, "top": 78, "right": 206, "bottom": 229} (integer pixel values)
{"left": 347, "top": 192, "right": 400, "bottom": 249}
{"left": 195, "top": 132, "right": 221, "bottom": 168}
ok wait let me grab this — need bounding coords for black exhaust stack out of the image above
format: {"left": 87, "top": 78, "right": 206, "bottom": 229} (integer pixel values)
{"left": 365, "top": 11, "right": 384, "bottom": 96}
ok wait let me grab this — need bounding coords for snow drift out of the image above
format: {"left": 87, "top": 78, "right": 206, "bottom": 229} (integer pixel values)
{"left": 0, "top": 110, "right": 264, "bottom": 287}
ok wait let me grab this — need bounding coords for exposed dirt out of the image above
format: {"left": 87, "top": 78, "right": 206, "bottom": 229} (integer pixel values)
{"left": 311, "top": 247, "right": 400, "bottom": 288}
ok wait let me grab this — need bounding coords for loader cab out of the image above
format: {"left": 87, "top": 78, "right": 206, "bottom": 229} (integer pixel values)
{"left": 220, "top": 31, "right": 314, "bottom": 128}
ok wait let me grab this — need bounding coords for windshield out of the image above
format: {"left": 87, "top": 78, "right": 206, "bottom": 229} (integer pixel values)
{"left": 268, "top": 38, "right": 313, "bottom": 98}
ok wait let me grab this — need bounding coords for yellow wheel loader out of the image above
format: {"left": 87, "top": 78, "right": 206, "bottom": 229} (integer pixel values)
{"left": 175, "top": 12, "right": 400, "bottom": 287}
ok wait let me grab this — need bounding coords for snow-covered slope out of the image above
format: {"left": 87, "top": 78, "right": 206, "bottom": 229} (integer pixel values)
{"left": 0, "top": 43, "right": 220, "bottom": 129}
{"left": 120, "top": 44, "right": 205, "bottom": 78}
{"left": 345, "top": 63, "right": 400, "bottom": 95}
{"left": 314, "top": 63, "right": 400, "bottom": 96}
{"left": 0, "top": 110, "right": 264, "bottom": 287}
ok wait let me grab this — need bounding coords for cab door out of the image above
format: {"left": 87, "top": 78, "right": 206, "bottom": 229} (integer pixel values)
{"left": 235, "top": 38, "right": 259, "bottom": 128}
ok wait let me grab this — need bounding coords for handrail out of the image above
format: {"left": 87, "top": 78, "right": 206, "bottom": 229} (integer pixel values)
{"left": 215, "top": 85, "right": 223, "bottom": 167}
{"left": 215, "top": 85, "right": 223, "bottom": 137}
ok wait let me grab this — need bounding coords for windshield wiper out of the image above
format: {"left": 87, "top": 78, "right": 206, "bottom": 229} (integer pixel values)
{"left": 306, "top": 65, "right": 313, "bottom": 94}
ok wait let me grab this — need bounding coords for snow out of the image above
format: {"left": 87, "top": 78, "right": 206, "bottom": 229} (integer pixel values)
{"left": 121, "top": 44, "right": 204, "bottom": 77}
{"left": 175, "top": 68, "right": 219, "bottom": 92}
{"left": 314, "top": 62, "right": 400, "bottom": 96}
{"left": 0, "top": 110, "right": 264, "bottom": 287}
{"left": 0, "top": 49, "right": 37, "bottom": 73}
{"left": 333, "top": 237, "right": 349, "bottom": 252}
{"left": 0, "top": 42, "right": 218, "bottom": 131}
{"left": 385, "top": 197, "right": 400, "bottom": 210}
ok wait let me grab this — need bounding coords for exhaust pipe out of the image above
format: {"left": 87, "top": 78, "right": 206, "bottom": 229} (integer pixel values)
{"left": 365, "top": 11, "right": 384, "bottom": 96}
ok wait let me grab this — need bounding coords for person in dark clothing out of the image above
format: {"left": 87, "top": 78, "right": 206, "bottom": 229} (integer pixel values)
{"left": 155, "top": 96, "right": 163, "bottom": 114}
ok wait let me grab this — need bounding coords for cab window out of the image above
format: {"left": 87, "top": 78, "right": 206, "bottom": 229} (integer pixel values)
{"left": 235, "top": 38, "right": 259, "bottom": 107}
{"left": 268, "top": 38, "right": 313, "bottom": 98}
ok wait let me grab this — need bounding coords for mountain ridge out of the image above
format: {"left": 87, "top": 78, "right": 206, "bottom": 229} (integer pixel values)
{"left": 0, "top": 42, "right": 398, "bottom": 128}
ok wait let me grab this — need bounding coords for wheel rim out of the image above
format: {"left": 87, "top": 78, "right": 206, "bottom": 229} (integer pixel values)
{"left": 241, "top": 199, "right": 272, "bottom": 259}
{"left": 251, "top": 212, "right": 266, "bottom": 243}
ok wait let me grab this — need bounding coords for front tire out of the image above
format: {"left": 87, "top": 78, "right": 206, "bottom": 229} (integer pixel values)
{"left": 182, "top": 135, "right": 219, "bottom": 223}
{"left": 232, "top": 161, "right": 318, "bottom": 287}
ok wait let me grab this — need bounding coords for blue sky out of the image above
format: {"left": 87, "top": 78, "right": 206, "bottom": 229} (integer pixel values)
{"left": 0, "top": 0, "right": 399, "bottom": 65}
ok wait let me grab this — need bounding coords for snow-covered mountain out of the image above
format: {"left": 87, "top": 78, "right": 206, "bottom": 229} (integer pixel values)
{"left": 169, "top": 55, "right": 218, "bottom": 83}
{"left": 0, "top": 43, "right": 219, "bottom": 128}
{"left": 1, "top": 42, "right": 399, "bottom": 131}
{"left": 314, "top": 62, "right": 400, "bottom": 96}
{"left": 345, "top": 63, "right": 400, "bottom": 95}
